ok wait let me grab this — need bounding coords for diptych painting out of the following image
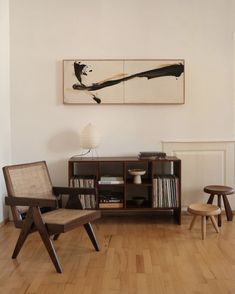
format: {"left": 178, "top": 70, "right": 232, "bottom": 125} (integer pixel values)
{"left": 63, "top": 59, "right": 185, "bottom": 104}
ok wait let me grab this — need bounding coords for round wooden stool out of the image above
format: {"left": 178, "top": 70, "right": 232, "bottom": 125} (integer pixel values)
{"left": 204, "top": 185, "right": 234, "bottom": 227}
{"left": 188, "top": 203, "right": 221, "bottom": 240}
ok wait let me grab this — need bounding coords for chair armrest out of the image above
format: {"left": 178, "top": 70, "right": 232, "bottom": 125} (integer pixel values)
{"left": 53, "top": 186, "right": 96, "bottom": 196}
{"left": 53, "top": 187, "right": 97, "bottom": 209}
{"left": 5, "top": 196, "right": 57, "bottom": 208}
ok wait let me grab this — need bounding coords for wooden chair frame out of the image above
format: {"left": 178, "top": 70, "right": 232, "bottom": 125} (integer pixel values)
{"left": 3, "top": 161, "right": 101, "bottom": 273}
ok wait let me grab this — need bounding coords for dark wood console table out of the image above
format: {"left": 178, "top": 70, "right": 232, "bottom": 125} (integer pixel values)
{"left": 68, "top": 156, "right": 181, "bottom": 224}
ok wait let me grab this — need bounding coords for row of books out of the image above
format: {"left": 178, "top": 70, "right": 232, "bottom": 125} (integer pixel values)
{"left": 69, "top": 175, "right": 95, "bottom": 188}
{"left": 70, "top": 175, "right": 124, "bottom": 186}
{"left": 152, "top": 175, "right": 179, "bottom": 208}
{"left": 69, "top": 176, "right": 96, "bottom": 208}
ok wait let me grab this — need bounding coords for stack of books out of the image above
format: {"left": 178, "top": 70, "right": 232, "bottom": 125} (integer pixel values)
{"left": 138, "top": 152, "right": 166, "bottom": 160}
{"left": 98, "top": 176, "right": 124, "bottom": 184}
{"left": 99, "top": 191, "right": 123, "bottom": 208}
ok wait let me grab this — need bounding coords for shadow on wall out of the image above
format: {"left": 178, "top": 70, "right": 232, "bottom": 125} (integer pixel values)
{"left": 47, "top": 129, "right": 81, "bottom": 185}
{"left": 47, "top": 129, "right": 80, "bottom": 153}
{"left": 47, "top": 159, "right": 68, "bottom": 186}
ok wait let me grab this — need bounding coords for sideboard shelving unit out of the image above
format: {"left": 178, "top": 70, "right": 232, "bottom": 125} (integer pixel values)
{"left": 68, "top": 156, "right": 181, "bottom": 224}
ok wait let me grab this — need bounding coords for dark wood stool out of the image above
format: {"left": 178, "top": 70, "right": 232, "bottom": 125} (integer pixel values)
{"left": 204, "top": 185, "right": 234, "bottom": 227}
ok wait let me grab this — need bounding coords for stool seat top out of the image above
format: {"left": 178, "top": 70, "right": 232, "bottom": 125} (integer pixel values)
{"left": 188, "top": 203, "right": 221, "bottom": 216}
{"left": 204, "top": 185, "right": 234, "bottom": 195}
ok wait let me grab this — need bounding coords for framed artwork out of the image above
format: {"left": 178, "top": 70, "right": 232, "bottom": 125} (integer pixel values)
{"left": 63, "top": 59, "right": 185, "bottom": 105}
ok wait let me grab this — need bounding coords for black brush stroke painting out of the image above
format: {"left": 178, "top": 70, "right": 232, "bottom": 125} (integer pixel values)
{"left": 71, "top": 61, "right": 184, "bottom": 104}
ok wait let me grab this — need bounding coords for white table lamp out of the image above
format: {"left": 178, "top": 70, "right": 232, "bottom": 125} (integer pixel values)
{"left": 80, "top": 123, "right": 100, "bottom": 157}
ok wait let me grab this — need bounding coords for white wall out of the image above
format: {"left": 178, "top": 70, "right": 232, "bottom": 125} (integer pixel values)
{"left": 0, "top": 0, "right": 11, "bottom": 222}
{"left": 9, "top": 0, "right": 235, "bottom": 185}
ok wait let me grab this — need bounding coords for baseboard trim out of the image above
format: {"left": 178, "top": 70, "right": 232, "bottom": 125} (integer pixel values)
{"left": 0, "top": 218, "right": 9, "bottom": 227}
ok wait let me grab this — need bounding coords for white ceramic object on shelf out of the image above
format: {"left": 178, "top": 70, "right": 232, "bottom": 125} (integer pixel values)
{"left": 128, "top": 169, "right": 146, "bottom": 184}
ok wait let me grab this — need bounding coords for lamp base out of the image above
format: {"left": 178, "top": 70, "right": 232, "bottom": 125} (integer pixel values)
{"left": 73, "top": 148, "right": 99, "bottom": 159}
{"left": 89, "top": 148, "right": 99, "bottom": 158}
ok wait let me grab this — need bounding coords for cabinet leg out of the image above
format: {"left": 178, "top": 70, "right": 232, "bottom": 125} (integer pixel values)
{"left": 173, "top": 209, "right": 181, "bottom": 225}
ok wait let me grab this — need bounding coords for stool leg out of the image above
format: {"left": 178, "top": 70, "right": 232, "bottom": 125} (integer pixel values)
{"left": 206, "top": 194, "right": 215, "bottom": 220}
{"left": 217, "top": 195, "right": 222, "bottom": 227}
{"left": 222, "top": 195, "right": 233, "bottom": 221}
{"left": 209, "top": 216, "right": 219, "bottom": 233}
{"left": 201, "top": 216, "right": 206, "bottom": 240}
{"left": 189, "top": 215, "right": 197, "bottom": 230}
{"left": 207, "top": 194, "right": 214, "bottom": 204}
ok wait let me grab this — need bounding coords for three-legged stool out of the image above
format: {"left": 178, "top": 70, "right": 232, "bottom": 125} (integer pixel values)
{"left": 188, "top": 203, "right": 221, "bottom": 240}
{"left": 204, "top": 185, "right": 234, "bottom": 227}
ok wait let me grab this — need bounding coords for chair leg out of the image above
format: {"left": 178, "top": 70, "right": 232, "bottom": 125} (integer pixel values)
{"left": 201, "top": 216, "right": 206, "bottom": 240}
{"left": 53, "top": 234, "right": 60, "bottom": 241}
{"left": 209, "top": 216, "right": 219, "bottom": 233}
{"left": 32, "top": 207, "right": 62, "bottom": 273}
{"left": 12, "top": 207, "right": 34, "bottom": 258}
{"left": 189, "top": 215, "right": 197, "bottom": 230}
{"left": 84, "top": 223, "right": 100, "bottom": 251}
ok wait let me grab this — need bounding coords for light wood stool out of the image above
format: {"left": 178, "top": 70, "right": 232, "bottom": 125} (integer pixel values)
{"left": 188, "top": 203, "right": 221, "bottom": 240}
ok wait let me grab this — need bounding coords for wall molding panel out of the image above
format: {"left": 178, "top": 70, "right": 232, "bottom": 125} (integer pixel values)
{"left": 162, "top": 141, "right": 235, "bottom": 210}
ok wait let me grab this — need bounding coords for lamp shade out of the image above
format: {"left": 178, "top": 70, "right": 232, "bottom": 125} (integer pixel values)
{"left": 80, "top": 123, "right": 100, "bottom": 149}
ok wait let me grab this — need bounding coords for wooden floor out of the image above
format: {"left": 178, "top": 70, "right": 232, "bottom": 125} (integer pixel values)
{"left": 0, "top": 214, "right": 235, "bottom": 294}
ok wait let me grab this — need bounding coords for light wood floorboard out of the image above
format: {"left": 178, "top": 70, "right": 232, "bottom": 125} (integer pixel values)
{"left": 0, "top": 215, "right": 235, "bottom": 294}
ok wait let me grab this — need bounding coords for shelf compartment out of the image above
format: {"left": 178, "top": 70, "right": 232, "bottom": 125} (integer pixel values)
{"left": 126, "top": 199, "right": 151, "bottom": 209}
{"left": 125, "top": 185, "right": 152, "bottom": 209}
{"left": 152, "top": 160, "right": 180, "bottom": 178}
{"left": 72, "top": 162, "right": 98, "bottom": 178}
{"left": 99, "top": 161, "right": 124, "bottom": 177}
{"left": 125, "top": 160, "right": 151, "bottom": 183}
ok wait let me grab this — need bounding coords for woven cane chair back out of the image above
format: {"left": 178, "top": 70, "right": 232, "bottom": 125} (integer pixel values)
{"left": 3, "top": 161, "right": 55, "bottom": 220}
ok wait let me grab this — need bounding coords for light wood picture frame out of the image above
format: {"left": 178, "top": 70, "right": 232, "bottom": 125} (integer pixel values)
{"left": 63, "top": 59, "right": 185, "bottom": 105}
